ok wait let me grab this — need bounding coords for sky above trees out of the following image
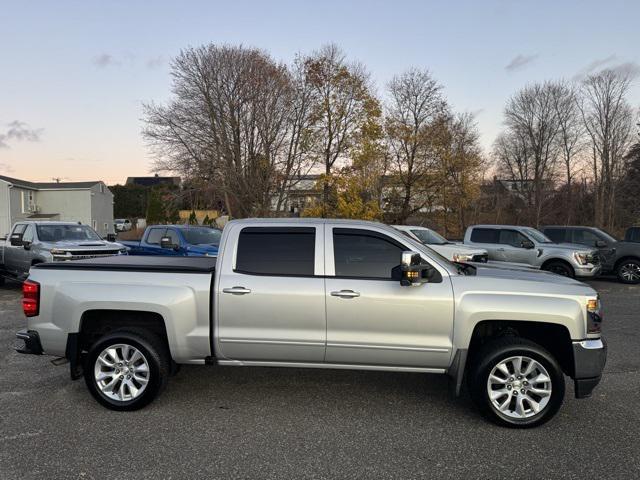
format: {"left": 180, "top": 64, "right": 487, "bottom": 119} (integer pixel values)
{"left": 0, "top": 0, "right": 638, "bottom": 184}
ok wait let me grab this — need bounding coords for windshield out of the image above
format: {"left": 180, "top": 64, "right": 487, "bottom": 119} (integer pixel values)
{"left": 181, "top": 227, "right": 222, "bottom": 245}
{"left": 522, "top": 228, "right": 553, "bottom": 243}
{"left": 37, "top": 224, "right": 102, "bottom": 242}
{"left": 411, "top": 228, "right": 448, "bottom": 245}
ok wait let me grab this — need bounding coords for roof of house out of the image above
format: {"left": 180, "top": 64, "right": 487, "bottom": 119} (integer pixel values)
{"left": 0, "top": 175, "right": 102, "bottom": 190}
{"left": 125, "top": 175, "right": 181, "bottom": 187}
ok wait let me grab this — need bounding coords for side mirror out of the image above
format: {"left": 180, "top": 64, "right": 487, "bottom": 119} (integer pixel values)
{"left": 106, "top": 233, "right": 117, "bottom": 242}
{"left": 595, "top": 240, "right": 607, "bottom": 248}
{"left": 400, "top": 250, "right": 430, "bottom": 287}
{"left": 160, "top": 237, "right": 180, "bottom": 251}
{"left": 521, "top": 240, "right": 535, "bottom": 249}
{"left": 22, "top": 241, "right": 32, "bottom": 250}
{"left": 10, "top": 233, "right": 23, "bottom": 246}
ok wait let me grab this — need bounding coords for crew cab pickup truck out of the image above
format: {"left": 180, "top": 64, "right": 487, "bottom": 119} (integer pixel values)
{"left": 120, "top": 225, "right": 221, "bottom": 257}
{"left": 464, "top": 225, "right": 601, "bottom": 279}
{"left": 16, "top": 219, "right": 606, "bottom": 428}
{"left": 0, "top": 221, "right": 126, "bottom": 284}
{"left": 542, "top": 226, "right": 640, "bottom": 284}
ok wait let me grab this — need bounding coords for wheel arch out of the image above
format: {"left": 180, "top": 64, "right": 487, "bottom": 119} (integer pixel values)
{"left": 613, "top": 255, "right": 640, "bottom": 271}
{"left": 540, "top": 258, "right": 574, "bottom": 275}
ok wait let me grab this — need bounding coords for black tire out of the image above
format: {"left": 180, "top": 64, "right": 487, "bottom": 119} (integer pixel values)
{"left": 84, "top": 328, "right": 170, "bottom": 411}
{"left": 616, "top": 258, "right": 640, "bottom": 284}
{"left": 542, "top": 260, "right": 574, "bottom": 278}
{"left": 468, "top": 336, "right": 565, "bottom": 428}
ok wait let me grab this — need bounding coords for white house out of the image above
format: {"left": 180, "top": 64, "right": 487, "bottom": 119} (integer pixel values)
{"left": 0, "top": 175, "right": 115, "bottom": 238}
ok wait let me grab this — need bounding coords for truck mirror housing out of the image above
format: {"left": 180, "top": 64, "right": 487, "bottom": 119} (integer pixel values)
{"left": 521, "top": 240, "right": 535, "bottom": 249}
{"left": 10, "top": 233, "right": 23, "bottom": 246}
{"left": 106, "top": 233, "right": 117, "bottom": 242}
{"left": 400, "top": 250, "right": 430, "bottom": 287}
{"left": 22, "top": 240, "right": 32, "bottom": 250}
{"left": 595, "top": 240, "right": 607, "bottom": 248}
{"left": 160, "top": 236, "right": 179, "bottom": 250}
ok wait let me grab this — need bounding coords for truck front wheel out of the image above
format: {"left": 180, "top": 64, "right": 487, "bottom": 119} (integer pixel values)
{"left": 84, "top": 329, "right": 170, "bottom": 411}
{"left": 469, "top": 337, "right": 565, "bottom": 428}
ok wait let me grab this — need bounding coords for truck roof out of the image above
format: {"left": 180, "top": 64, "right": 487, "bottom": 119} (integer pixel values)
{"left": 228, "top": 218, "right": 386, "bottom": 228}
{"left": 15, "top": 221, "right": 85, "bottom": 226}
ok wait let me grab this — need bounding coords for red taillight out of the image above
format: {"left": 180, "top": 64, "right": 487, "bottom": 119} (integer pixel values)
{"left": 22, "top": 280, "right": 40, "bottom": 317}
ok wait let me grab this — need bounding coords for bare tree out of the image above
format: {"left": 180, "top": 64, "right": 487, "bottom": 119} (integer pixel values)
{"left": 384, "top": 68, "right": 448, "bottom": 223}
{"left": 143, "top": 44, "right": 314, "bottom": 218}
{"left": 553, "top": 81, "right": 584, "bottom": 223}
{"left": 302, "top": 44, "right": 378, "bottom": 214}
{"left": 494, "top": 81, "right": 564, "bottom": 226}
{"left": 579, "top": 69, "right": 635, "bottom": 229}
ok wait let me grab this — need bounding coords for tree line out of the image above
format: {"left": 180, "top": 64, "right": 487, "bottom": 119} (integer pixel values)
{"left": 143, "top": 43, "right": 639, "bottom": 237}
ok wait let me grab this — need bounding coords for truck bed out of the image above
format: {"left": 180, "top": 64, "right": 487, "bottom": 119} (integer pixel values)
{"left": 33, "top": 255, "right": 217, "bottom": 273}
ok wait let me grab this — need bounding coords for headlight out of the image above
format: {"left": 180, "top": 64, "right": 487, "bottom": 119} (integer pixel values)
{"left": 453, "top": 253, "right": 474, "bottom": 262}
{"left": 586, "top": 297, "right": 602, "bottom": 335}
{"left": 573, "top": 252, "right": 590, "bottom": 265}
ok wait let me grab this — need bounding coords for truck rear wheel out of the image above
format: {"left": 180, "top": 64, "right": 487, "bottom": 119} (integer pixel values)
{"left": 469, "top": 337, "right": 565, "bottom": 428}
{"left": 84, "top": 329, "right": 170, "bottom": 411}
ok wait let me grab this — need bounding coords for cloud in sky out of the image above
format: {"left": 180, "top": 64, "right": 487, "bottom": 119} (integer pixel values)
{"left": 0, "top": 121, "right": 43, "bottom": 148}
{"left": 92, "top": 53, "right": 119, "bottom": 67}
{"left": 505, "top": 54, "right": 538, "bottom": 72}
{"left": 572, "top": 56, "right": 640, "bottom": 81}
{"left": 146, "top": 56, "right": 164, "bottom": 69}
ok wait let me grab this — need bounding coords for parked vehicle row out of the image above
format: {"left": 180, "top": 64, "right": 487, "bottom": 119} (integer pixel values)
{"left": 392, "top": 225, "right": 489, "bottom": 263}
{"left": 0, "top": 221, "right": 127, "bottom": 284}
{"left": 542, "top": 226, "right": 640, "bottom": 284}
{"left": 16, "top": 218, "right": 606, "bottom": 427}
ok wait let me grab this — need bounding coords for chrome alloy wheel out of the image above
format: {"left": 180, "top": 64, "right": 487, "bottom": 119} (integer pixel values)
{"left": 486, "top": 356, "right": 552, "bottom": 419}
{"left": 620, "top": 262, "right": 640, "bottom": 282}
{"left": 94, "top": 344, "right": 150, "bottom": 402}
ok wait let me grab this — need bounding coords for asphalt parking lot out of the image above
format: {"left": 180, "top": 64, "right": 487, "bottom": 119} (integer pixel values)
{"left": 1, "top": 278, "right": 639, "bottom": 479}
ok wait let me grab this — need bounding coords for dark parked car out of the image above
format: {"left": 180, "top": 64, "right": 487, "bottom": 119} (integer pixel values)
{"left": 542, "top": 226, "right": 640, "bottom": 284}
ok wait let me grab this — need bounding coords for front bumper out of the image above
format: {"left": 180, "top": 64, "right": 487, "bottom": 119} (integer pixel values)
{"left": 15, "top": 330, "right": 43, "bottom": 355}
{"left": 575, "top": 264, "right": 602, "bottom": 278}
{"left": 572, "top": 338, "right": 607, "bottom": 398}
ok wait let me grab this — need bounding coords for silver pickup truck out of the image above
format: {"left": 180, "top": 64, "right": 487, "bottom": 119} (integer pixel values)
{"left": 0, "top": 221, "right": 127, "bottom": 284}
{"left": 15, "top": 218, "right": 606, "bottom": 428}
{"left": 464, "top": 225, "right": 601, "bottom": 278}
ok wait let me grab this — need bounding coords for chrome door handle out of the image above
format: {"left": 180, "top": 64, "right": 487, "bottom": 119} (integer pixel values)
{"left": 222, "top": 286, "right": 252, "bottom": 295}
{"left": 331, "top": 290, "right": 360, "bottom": 298}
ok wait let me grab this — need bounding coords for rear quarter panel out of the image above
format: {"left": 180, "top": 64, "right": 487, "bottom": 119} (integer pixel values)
{"left": 26, "top": 268, "right": 212, "bottom": 363}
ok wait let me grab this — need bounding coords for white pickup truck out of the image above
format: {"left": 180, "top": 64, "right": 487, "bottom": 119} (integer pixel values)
{"left": 16, "top": 219, "right": 606, "bottom": 427}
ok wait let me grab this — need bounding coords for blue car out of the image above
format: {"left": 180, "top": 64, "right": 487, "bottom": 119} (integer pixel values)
{"left": 121, "top": 225, "right": 221, "bottom": 257}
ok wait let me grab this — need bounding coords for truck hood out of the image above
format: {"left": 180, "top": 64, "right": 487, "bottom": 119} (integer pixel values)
{"left": 186, "top": 244, "right": 219, "bottom": 256}
{"left": 40, "top": 241, "right": 126, "bottom": 250}
{"left": 473, "top": 263, "right": 585, "bottom": 286}
{"left": 547, "top": 242, "right": 597, "bottom": 253}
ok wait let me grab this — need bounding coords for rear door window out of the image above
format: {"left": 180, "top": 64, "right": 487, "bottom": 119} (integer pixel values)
{"left": 470, "top": 228, "right": 499, "bottom": 243}
{"left": 235, "top": 227, "right": 315, "bottom": 276}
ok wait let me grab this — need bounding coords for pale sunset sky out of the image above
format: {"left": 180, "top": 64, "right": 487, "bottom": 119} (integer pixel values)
{"left": 1, "top": 0, "right": 638, "bottom": 185}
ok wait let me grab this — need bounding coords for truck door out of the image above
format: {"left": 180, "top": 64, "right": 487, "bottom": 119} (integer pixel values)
{"left": 468, "top": 227, "right": 502, "bottom": 260}
{"left": 497, "top": 229, "right": 539, "bottom": 264}
{"left": 217, "top": 225, "right": 326, "bottom": 362}
{"left": 4, "top": 223, "right": 27, "bottom": 273}
{"left": 324, "top": 226, "right": 454, "bottom": 369}
{"left": 143, "top": 228, "right": 167, "bottom": 256}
